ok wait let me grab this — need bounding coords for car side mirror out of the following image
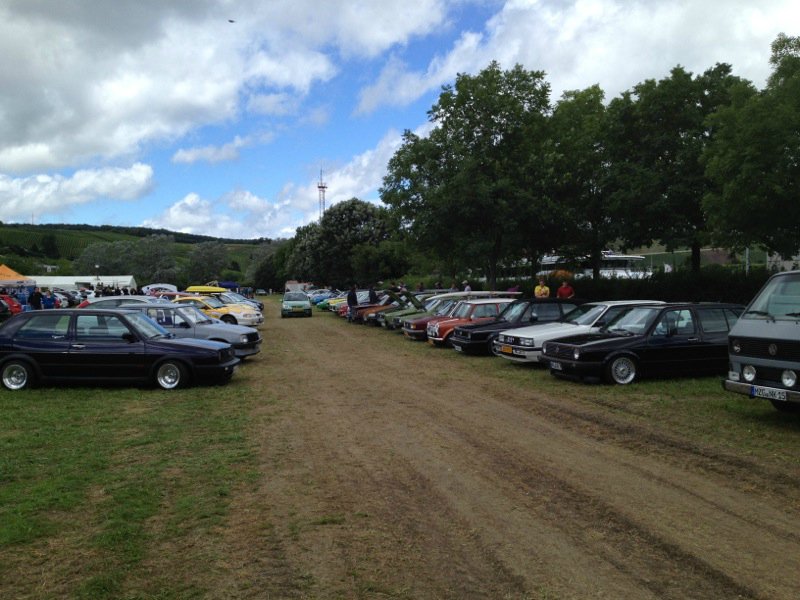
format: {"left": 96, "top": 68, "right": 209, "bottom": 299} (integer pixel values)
{"left": 122, "top": 332, "right": 137, "bottom": 343}
{"left": 179, "top": 321, "right": 191, "bottom": 328}
{"left": 529, "top": 315, "right": 539, "bottom": 322}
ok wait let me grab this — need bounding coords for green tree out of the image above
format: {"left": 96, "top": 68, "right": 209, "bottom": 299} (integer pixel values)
{"left": 41, "top": 234, "right": 60, "bottom": 259}
{"left": 185, "top": 241, "right": 229, "bottom": 284}
{"left": 381, "top": 62, "right": 553, "bottom": 289}
{"left": 703, "top": 34, "right": 800, "bottom": 257}
{"left": 606, "top": 64, "right": 744, "bottom": 271}
{"left": 549, "top": 85, "right": 613, "bottom": 278}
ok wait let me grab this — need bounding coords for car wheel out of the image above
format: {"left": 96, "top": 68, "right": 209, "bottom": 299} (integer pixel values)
{"left": 488, "top": 336, "right": 500, "bottom": 356}
{"left": 770, "top": 400, "right": 800, "bottom": 413}
{"left": 606, "top": 356, "right": 637, "bottom": 385}
{"left": 2, "top": 360, "right": 35, "bottom": 390}
{"left": 221, "top": 315, "right": 237, "bottom": 325}
{"left": 155, "top": 361, "right": 187, "bottom": 390}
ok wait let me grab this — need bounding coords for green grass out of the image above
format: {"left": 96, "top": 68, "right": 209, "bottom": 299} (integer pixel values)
{"left": 0, "top": 381, "right": 258, "bottom": 599}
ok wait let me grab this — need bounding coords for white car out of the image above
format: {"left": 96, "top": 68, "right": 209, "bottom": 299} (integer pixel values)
{"left": 493, "top": 300, "right": 663, "bottom": 364}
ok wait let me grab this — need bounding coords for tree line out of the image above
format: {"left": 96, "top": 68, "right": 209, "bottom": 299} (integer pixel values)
{"left": 266, "top": 34, "right": 799, "bottom": 291}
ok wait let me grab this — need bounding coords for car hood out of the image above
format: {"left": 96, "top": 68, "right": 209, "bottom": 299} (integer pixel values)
{"left": 507, "top": 321, "right": 583, "bottom": 338}
{"left": 148, "top": 336, "right": 230, "bottom": 351}
{"left": 545, "top": 331, "right": 644, "bottom": 349}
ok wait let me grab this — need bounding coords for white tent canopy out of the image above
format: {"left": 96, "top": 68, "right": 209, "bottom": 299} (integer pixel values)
{"left": 32, "top": 275, "right": 137, "bottom": 291}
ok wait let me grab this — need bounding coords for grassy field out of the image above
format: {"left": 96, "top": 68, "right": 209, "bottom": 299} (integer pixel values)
{"left": 2, "top": 297, "right": 800, "bottom": 598}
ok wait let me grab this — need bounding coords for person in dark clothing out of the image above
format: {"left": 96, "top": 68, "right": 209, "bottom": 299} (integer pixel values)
{"left": 368, "top": 286, "right": 378, "bottom": 304}
{"left": 346, "top": 285, "right": 358, "bottom": 322}
{"left": 28, "top": 287, "right": 43, "bottom": 310}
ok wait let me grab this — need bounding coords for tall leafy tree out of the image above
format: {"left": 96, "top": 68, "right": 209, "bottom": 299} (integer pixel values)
{"left": 549, "top": 85, "right": 614, "bottom": 278}
{"left": 606, "top": 64, "right": 744, "bottom": 271}
{"left": 703, "top": 34, "right": 800, "bottom": 257}
{"left": 381, "top": 62, "right": 553, "bottom": 289}
{"left": 185, "top": 241, "right": 229, "bottom": 284}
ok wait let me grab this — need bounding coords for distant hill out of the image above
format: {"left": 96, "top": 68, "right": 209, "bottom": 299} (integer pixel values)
{"left": 0, "top": 223, "right": 269, "bottom": 261}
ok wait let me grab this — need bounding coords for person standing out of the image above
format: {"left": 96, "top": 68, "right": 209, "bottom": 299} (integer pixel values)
{"left": 534, "top": 278, "right": 550, "bottom": 298}
{"left": 28, "top": 287, "right": 43, "bottom": 310}
{"left": 462, "top": 280, "right": 472, "bottom": 292}
{"left": 346, "top": 285, "right": 358, "bottom": 322}
{"left": 556, "top": 280, "right": 575, "bottom": 299}
{"left": 42, "top": 290, "right": 56, "bottom": 309}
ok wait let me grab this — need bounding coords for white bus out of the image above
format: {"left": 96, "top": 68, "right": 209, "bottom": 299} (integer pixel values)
{"left": 538, "top": 251, "right": 652, "bottom": 279}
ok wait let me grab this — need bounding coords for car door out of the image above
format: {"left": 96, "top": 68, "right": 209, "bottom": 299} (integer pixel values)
{"left": 10, "top": 312, "right": 72, "bottom": 378}
{"left": 695, "top": 307, "right": 739, "bottom": 373}
{"left": 642, "top": 308, "right": 703, "bottom": 375}
{"left": 69, "top": 313, "right": 146, "bottom": 380}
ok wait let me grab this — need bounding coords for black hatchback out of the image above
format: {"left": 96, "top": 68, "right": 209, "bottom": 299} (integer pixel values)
{"left": 0, "top": 308, "right": 239, "bottom": 390}
{"left": 450, "top": 297, "right": 583, "bottom": 355}
{"left": 541, "top": 302, "right": 743, "bottom": 385}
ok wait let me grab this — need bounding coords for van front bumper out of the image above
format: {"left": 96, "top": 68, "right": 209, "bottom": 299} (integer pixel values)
{"left": 723, "top": 379, "right": 800, "bottom": 405}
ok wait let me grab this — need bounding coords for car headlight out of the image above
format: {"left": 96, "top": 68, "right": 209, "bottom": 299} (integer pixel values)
{"left": 782, "top": 370, "right": 797, "bottom": 388}
{"left": 282, "top": 304, "right": 288, "bottom": 310}
{"left": 731, "top": 339, "right": 741, "bottom": 353}
{"left": 520, "top": 338, "right": 534, "bottom": 347}
{"left": 244, "top": 313, "right": 257, "bottom": 318}
{"left": 239, "top": 334, "right": 248, "bottom": 344}
{"left": 743, "top": 365, "right": 756, "bottom": 382}
{"left": 573, "top": 348, "right": 581, "bottom": 360}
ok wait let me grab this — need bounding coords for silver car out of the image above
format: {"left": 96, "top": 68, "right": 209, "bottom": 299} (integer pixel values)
{"left": 120, "top": 303, "right": 262, "bottom": 358}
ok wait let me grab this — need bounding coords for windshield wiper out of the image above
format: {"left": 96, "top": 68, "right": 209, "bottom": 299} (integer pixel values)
{"left": 744, "top": 310, "right": 775, "bottom": 321}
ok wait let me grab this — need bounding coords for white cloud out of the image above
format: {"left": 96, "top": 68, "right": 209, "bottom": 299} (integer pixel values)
{"left": 172, "top": 136, "right": 253, "bottom": 164}
{"left": 0, "top": 163, "right": 153, "bottom": 221}
{"left": 357, "top": 0, "right": 798, "bottom": 112}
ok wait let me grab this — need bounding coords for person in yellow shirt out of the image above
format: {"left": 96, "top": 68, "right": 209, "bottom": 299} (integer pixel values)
{"left": 534, "top": 278, "right": 550, "bottom": 298}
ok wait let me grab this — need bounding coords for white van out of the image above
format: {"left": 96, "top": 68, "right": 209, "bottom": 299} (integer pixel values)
{"left": 724, "top": 271, "right": 800, "bottom": 412}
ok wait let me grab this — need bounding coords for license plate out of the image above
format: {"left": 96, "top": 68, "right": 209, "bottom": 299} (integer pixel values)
{"left": 292, "top": 307, "right": 303, "bottom": 312}
{"left": 500, "top": 345, "right": 512, "bottom": 354}
{"left": 751, "top": 385, "right": 787, "bottom": 401}
{"left": 550, "top": 361, "right": 563, "bottom": 371}
{"left": 454, "top": 345, "right": 462, "bottom": 352}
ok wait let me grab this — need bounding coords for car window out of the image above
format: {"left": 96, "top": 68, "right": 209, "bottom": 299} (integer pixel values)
{"left": 76, "top": 314, "right": 132, "bottom": 340}
{"left": 697, "top": 308, "right": 730, "bottom": 333}
{"left": 652, "top": 309, "right": 695, "bottom": 337}
{"left": 145, "top": 307, "right": 175, "bottom": 327}
{"left": 532, "top": 303, "right": 561, "bottom": 321}
{"left": 15, "top": 314, "right": 71, "bottom": 339}
{"left": 472, "top": 304, "right": 497, "bottom": 318}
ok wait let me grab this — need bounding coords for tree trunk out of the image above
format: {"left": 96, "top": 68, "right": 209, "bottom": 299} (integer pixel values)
{"left": 691, "top": 240, "right": 701, "bottom": 272}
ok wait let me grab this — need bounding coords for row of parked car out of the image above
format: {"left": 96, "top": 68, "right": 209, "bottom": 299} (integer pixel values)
{"left": 0, "top": 288, "right": 266, "bottom": 391}
{"left": 317, "top": 287, "right": 744, "bottom": 386}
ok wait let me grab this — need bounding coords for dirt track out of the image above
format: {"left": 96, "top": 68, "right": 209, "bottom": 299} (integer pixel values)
{"left": 220, "top": 309, "right": 800, "bottom": 599}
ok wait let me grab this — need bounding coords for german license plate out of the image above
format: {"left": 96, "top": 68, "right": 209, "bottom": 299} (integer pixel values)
{"left": 550, "top": 361, "right": 563, "bottom": 371}
{"left": 292, "top": 307, "right": 303, "bottom": 312}
{"left": 751, "top": 385, "right": 787, "bottom": 401}
{"left": 500, "top": 345, "right": 512, "bottom": 354}
{"left": 454, "top": 345, "right": 462, "bottom": 352}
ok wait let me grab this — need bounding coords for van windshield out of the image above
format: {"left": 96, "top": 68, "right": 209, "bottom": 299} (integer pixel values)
{"left": 745, "top": 273, "right": 800, "bottom": 320}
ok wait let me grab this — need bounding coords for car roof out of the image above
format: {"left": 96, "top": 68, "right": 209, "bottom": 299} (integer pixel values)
{"left": 461, "top": 297, "right": 517, "bottom": 304}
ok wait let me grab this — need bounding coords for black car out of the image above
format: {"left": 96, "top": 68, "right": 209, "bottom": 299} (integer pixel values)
{"left": 0, "top": 308, "right": 239, "bottom": 391}
{"left": 450, "top": 297, "right": 583, "bottom": 355}
{"left": 540, "top": 303, "right": 743, "bottom": 384}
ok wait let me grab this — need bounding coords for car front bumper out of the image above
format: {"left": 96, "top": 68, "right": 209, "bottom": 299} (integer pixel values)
{"left": 493, "top": 342, "right": 542, "bottom": 363}
{"left": 723, "top": 379, "right": 800, "bottom": 406}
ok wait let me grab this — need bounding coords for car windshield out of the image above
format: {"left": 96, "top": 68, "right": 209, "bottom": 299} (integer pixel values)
{"left": 177, "top": 306, "right": 213, "bottom": 324}
{"left": 562, "top": 303, "right": 607, "bottom": 326}
{"left": 284, "top": 292, "right": 308, "bottom": 301}
{"left": 200, "top": 296, "right": 225, "bottom": 308}
{"left": 226, "top": 292, "right": 249, "bottom": 302}
{"left": 127, "top": 311, "right": 171, "bottom": 339}
{"left": 500, "top": 300, "right": 530, "bottom": 321}
{"left": 745, "top": 273, "right": 800, "bottom": 320}
{"left": 605, "top": 306, "right": 662, "bottom": 335}
{"left": 452, "top": 303, "right": 475, "bottom": 318}
{"left": 434, "top": 299, "right": 456, "bottom": 315}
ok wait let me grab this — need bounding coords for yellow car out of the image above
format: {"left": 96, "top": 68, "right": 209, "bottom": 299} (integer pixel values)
{"left": 173, "top": 295, "right": 263, "bottom": 327}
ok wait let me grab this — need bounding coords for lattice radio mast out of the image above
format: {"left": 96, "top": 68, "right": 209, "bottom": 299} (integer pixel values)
{"left": 317, "top": 170, "right": 328, "bottom": 219}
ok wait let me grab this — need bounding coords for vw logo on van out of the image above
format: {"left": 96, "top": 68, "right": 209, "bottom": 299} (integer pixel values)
{"left": 768, "top": 343, "right": 778, "bottom": 356}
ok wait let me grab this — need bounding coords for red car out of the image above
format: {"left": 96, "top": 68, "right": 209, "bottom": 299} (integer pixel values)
{"left": 402, "top": 300, "right": 463, "bottom": 341}
{"left": 0, "top": 294, "right": 23, "bottom": 315}
{"left": 426, "top": 298, "right": 516, "bottom": 346}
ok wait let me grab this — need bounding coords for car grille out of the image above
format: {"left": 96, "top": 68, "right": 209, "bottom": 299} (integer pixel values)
{"left": 544, "top": 343, "right": 575, "bottom": 359}
{"left": 246, "top": 332, "right": 260, "bottom": 342}
{"left": 731, "top": 337, "right": 800, "bottom": 361}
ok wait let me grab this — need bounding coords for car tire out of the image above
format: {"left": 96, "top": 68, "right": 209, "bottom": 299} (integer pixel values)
{"left": 770, "top": 400, "right": 800, "bottom": 413}
{"left": 2, "top": 360, "right": 35, "bottom": 390}
{"left": 221, "top": 315, "right": 237, "bottom": 325}
{"left": 488, "top": 336, "right": 500, "bottom": 356}
{"left": 606, "top": 356, "right": 637, "bottom": 385}
{"left": 155, "top": 361, "right": 188, "bottom": 390}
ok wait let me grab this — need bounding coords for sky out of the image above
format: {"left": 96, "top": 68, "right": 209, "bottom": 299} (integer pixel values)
{"left": 0, "top": 0, "right": 796, "bottom": 241}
